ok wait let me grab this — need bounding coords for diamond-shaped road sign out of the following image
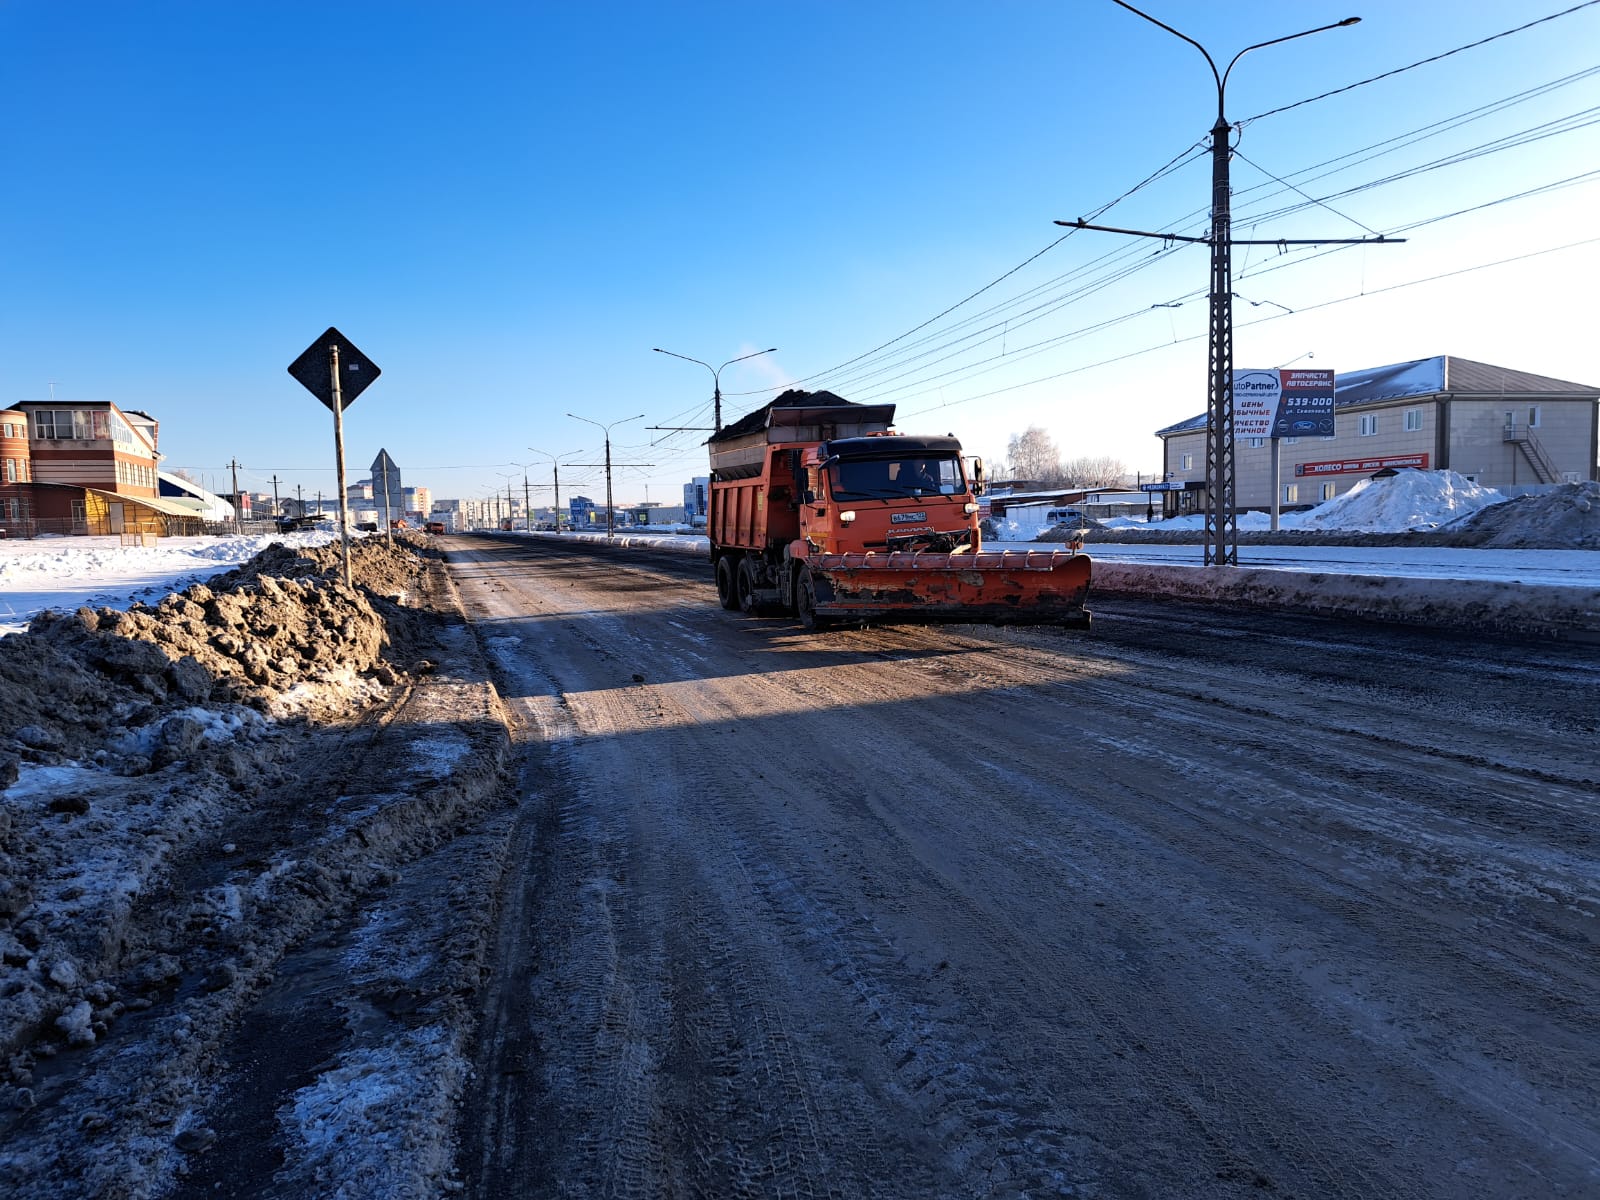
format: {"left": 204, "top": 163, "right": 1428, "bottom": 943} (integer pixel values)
{"left": 287, "top": 326, "right": 381, "bottom": 410}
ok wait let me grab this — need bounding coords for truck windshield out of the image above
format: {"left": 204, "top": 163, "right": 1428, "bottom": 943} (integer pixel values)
{"left": 832, "top": 456, "right": 962, "bottom": 500}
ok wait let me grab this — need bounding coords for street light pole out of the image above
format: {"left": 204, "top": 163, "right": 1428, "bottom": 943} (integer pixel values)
{"left": 652, "top": 346, "right": 778, "bottom": 432}
{"left": 567, "top": 413, "right": 644, "bottom": 538}
{"left": 527, "top": 447, "right": 576, "bottom": 533}
{"left": 1109, "top": 2, "right": 1359, "bottom": 566}
{"left": 496, "top": 471, "right": 518, "bottom": 531}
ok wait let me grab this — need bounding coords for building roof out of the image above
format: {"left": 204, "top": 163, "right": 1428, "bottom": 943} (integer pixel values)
{"left": 83, "top": 487, "right": 214, "bottom": 520}
{"left": 1155, "top": 355, "right": 1600, "bottom": 437}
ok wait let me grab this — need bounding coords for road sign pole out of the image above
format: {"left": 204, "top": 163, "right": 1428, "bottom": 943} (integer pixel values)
{"left": 1270, "top": 439, "right": 1282, "bottom": 532}
{"left": 288, "top": 326, "right": 380, "bottom": 583}
{"left": 380, "top": 452, "right": 393, "bottom": 549}
{"left": 330, "top": 343, "right": 353, "bottom": 588}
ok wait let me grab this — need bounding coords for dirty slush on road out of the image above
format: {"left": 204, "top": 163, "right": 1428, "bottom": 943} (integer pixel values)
{"left": 0, "top": 536, "right": 512, "bottom": 1198}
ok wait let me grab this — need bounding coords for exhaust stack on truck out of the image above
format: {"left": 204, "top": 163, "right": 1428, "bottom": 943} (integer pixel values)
{"left": 706, "top": 390, "right": 1090, "bottom": 630}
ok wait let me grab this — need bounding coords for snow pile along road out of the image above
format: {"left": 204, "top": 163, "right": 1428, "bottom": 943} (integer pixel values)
{"left": 0, "top": 536, "right": 512, "bottom": 1199}
{"left": 1294, "top": 468, "right": 1504, "bottom": 532}
{"left": 1444, "top": 479, "right": 1600, "bottom": 548}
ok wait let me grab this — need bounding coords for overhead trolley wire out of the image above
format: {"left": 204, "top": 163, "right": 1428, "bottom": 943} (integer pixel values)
{"left": 722, "top": 139, "right": 1208, "bottom": 402}
{"left": 894, "top": 233, "right": 1600, "bottom": 428}
{"left": 803, "top": 82, "right": 1596, "bottom": 407}
{"left": 1241, "top": 0, "right": 1600, "bottom": 125}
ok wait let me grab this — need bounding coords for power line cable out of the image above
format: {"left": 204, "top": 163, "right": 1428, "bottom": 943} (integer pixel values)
{"left": 885, "top": 167, "right": 1599, "bottom": 414}
{"left": 791, "top": 89, "right": 1593, "bottom": 408}
{"left": 1242, "top": 0, "right": 1600, "bottom": 124}
{"left": 730, "top": 140, "right": 1208, "bottom": 397}
{"left": 896, "top": 234, "right": 1600, "bottom": 425}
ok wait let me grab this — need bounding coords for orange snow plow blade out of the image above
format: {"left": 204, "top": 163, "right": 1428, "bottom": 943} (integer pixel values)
{"left": 808, "top": 549, "right": 1091, "bottom": 628}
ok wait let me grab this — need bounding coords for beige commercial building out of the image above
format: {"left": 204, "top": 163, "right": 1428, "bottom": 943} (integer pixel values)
{"left": 1154, "top": 356, "right": 1598, "bottom": 514}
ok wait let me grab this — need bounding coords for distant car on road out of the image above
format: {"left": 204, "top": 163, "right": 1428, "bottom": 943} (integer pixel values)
{"left": 426, "top": 521, "right": 446, "bottom": 534}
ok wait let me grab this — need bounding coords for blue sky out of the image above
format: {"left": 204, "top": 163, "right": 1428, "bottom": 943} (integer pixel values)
{"left": 3, "top": 1, "right": 1596, "bottom": 509}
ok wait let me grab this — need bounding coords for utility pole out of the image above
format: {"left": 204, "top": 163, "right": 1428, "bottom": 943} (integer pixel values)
{"left": 527, "top": 448, "right": 574, "bottom": 533}
{"left": 567, "top": 413, "right": 647, "bottom": 538}
{"left": 523, "top": 474, "right": 531, "bottom": 530}
{"left": 495, "top": 471, "right": 518, "bottom": 531}
{"left": 228, "top": 458, "right": 242, "bottom": 533}
{"left": 1062, "top": 3, "right": 1386, "bottom": 566}
{"left": 271, "top": 475, "right": 281, "bottom": 522}
{"left": 296, "top": 483, "right": 304, "bottom": 515}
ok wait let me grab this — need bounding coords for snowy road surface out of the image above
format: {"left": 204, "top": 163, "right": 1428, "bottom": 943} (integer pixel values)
{"left": 446, "top": 534, "right": 1600, "bottom": 1200}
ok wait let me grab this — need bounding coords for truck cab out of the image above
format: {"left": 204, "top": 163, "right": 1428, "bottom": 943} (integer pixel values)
{"left": 800, "top": 435, "right": 980, "bottom": 556}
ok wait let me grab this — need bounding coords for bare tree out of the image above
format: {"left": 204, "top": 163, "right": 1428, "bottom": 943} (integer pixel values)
{"left": 1005, "top": 427, "right": 1062, "bottom": 485}
{"left": 1060, "top": 455, "right": 1128, "bottom": 488}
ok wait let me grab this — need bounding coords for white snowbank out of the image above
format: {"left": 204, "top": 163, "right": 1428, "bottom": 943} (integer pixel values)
{"left": 1100, "top": 468, "right": 1505, "bottom": 534}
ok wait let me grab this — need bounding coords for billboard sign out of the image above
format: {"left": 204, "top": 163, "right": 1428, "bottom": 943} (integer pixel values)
{"left": 1233, "top": 370, "right": 1285, "bottom": 440}
{"left": 1233, "top": 368, "right": 1336, "bottom": 439}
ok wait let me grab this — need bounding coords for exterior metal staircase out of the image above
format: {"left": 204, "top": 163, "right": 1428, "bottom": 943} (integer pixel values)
{"left": 1502, "top": 422, "right": 1560, "bottom": 484}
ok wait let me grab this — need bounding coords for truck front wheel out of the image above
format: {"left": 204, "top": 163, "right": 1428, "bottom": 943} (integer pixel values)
{"left": 714, "top": 556, "right": 740, "bottom": 610}
{"left": 796, "top": 566, "right": 831, "bottom": 632}
{"left": 736, "top": 557, "right": 761, "bottom": 614}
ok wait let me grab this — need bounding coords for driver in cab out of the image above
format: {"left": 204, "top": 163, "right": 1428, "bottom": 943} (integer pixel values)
{"left": 903, "top": 458, "right": 941, "bottom": 492}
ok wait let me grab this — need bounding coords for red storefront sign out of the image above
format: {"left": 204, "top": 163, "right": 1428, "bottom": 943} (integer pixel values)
{"left": 1295, "top": 453, "right": 1430, "bottom": 477}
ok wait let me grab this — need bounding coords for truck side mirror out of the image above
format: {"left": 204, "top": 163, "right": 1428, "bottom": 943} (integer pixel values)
{"left": 969, "top": 456, "right": 986, "bottom": 496}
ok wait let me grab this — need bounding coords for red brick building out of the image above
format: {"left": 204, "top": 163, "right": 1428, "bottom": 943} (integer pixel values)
{"left": 1, "top": 408, "right": 33, "bottom": 533}
{"left": 0, "top": 401, "right": 203, "bottom": 536}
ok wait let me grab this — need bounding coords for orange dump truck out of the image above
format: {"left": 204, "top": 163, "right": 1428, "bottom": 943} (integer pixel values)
{"left": 707, "top": 389, "right": 1090, "bottom": 630}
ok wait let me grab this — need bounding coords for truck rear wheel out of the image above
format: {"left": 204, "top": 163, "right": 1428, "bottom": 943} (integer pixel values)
{"left": 714, "top": 556, "right": 740, "bottom": 610}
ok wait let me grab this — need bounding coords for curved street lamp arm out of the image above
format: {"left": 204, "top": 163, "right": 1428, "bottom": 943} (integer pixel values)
{"left": 718, "top": 347, "right": 779, "bottom": 373}
{"left": 1111, "top": 1, "right": 1359, "bottom": 116}
{"left": 652, "top": 348, "right": 714, "bottom": 378}
{"left": 1109, "top": 0, "right": 1220, "bottom": 100}
{"left": 1222, "top": 18, "right": 1361, "bottom": 100}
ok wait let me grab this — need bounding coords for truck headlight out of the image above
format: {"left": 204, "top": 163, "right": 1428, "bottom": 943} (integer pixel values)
{"left": 838, "top": 510, "right": 857, "bottom": 524}
{"left": 963, "top": 502, "right": 979, "bottom": 514}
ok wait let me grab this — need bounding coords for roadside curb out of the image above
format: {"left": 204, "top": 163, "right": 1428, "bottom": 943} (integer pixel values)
{"left": 1092, "top": 561, "right": 1600, "bottom": 641}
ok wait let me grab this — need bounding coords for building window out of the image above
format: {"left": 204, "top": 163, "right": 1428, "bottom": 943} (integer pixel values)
{"left": 1247, "top": 437, "right": 1264, "bottom": 448}
{"left": 1322, "top": 482, "right": 1337, "bottom": 500}
{"left": 1284, "top": 484, "right": 1299, "bottom": 503}
{"left": 1359, "top": 414, "right": 1378, "bottom": 436}
{"left": 1528, "top": 406, "right": 1541, "bottom": 428}
{"left": 1283, "top": 437, "right": 1299, "bottom": 445}
{"left": 1404, "top": 409, "right": 1422, "bottom": 432}
{"left": 3, "top": 459, "right": 13, "bottom": 482}
{"left": 1181, "top": 453, "right": 1193, "bottom": 470}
